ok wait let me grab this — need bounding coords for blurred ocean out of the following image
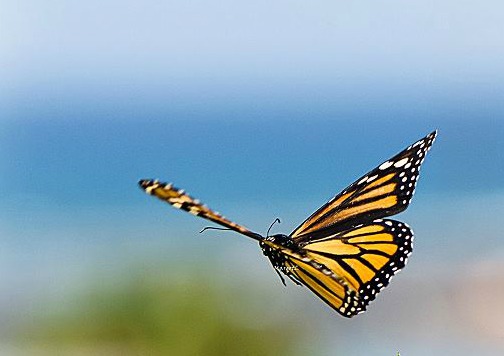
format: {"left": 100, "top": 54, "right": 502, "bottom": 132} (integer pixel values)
{"left": 1, "top": 1, "right": 504, "bottom": 355}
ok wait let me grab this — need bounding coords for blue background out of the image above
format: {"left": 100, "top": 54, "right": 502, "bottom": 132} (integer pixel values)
{"left": 1, "top": 1, "right": 504, "bottom": 354}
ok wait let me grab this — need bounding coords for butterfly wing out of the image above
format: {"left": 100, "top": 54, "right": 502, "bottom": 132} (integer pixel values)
{"left": 261, "top": 239, "right": 364, "bottom": 317}
{"left": 290, "top": 131, "right": 436, "bottom": 241}
{"left": 279, "top": 219, "right": 413, "bottom": 317}
{"left": 139, "top": 180, "right": 263, "bottom": 241}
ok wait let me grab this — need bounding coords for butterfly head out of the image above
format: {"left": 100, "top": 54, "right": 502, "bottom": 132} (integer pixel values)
{"left": 261, "top": 234, "right": 300, "bottom": 251}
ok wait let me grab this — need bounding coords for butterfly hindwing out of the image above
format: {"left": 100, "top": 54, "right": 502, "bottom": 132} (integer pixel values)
{"left": 285, "top": 219, "right": 413, "bottom": 317}
{"left": 260, "top": 239, "right": 364, "bottom": 317}
{"left": 290, "top": 131, "right": 436, "bottom": 241}
{"left": 285, "top": 258, "right": 363, "bottom": 317}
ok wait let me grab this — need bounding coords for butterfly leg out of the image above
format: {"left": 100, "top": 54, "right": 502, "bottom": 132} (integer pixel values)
{"left": 273, "top": 267, "right": 287, "bottom": 286}
{"left": 285, "top": 271, "right": 302, "bottom": 286}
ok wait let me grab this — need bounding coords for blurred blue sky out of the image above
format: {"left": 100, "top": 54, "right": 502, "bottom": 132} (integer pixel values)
{"left": 1, "top": 1, "right": 504, "bottom": 355}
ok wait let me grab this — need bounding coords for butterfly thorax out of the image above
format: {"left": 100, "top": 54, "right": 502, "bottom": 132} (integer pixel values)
{"left": 260, "top": 234, "right": 303, "bottom": 271}
{"left": 261, "top": 233, "right": 300, "bottom": 249}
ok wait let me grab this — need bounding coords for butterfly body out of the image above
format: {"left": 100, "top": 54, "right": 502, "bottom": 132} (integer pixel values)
{"left": 262, "top": 233, "right": 300, "bottom": 252}
{"left": 260, "top": 234, "right": 305, "bottom": 285}
{"left": 139, "top": 131, "right": 436, "bottom": 317}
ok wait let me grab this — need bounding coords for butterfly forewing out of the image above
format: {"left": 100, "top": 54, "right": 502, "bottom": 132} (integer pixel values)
{"left": 139, "top": 180, "right": 262, "bottom": 241}
{"left": 290, "top": 131, "right": 436, "bottom": 241}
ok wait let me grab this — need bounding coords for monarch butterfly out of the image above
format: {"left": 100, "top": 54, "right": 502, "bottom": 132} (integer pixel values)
{"left": 139, "top": 131, "right": 436, "bottom": 317}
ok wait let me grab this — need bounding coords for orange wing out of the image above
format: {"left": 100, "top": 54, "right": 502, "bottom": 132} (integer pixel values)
{"left": 260, "top": 239, "right": 363, "bottom": 317}
{"left": 290, "top": 131, "right": 436, "bottom": 241}
{"left": 284, "top": 219, "right": 413, "bottom": 317}
{"left": 139, "top": 180, "right": 263, "bottom": 242}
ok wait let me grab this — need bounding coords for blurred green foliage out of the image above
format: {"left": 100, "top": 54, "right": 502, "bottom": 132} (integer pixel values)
{"left": 15, "top": 266, "right": 306, "bottom": 355}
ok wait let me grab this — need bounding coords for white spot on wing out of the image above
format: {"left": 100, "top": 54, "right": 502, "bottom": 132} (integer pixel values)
{"left": 394, "top": 158, "right": 409, "bottom": 168}
{"left": 379, "top": 161, "right": 393, "bottom": 170}
{"left": 358, "top": 176, "right": 368, "bottom": 184}
{"left": 367, "top": 175, "right": 378, "bottom": 182}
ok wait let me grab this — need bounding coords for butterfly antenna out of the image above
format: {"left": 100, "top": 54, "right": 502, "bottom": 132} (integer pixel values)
{"left": 199, "top": 226, "right": 233, "bottom": 234}
{"left": 266, "top": 218, "right": 281, "bottom": 237}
